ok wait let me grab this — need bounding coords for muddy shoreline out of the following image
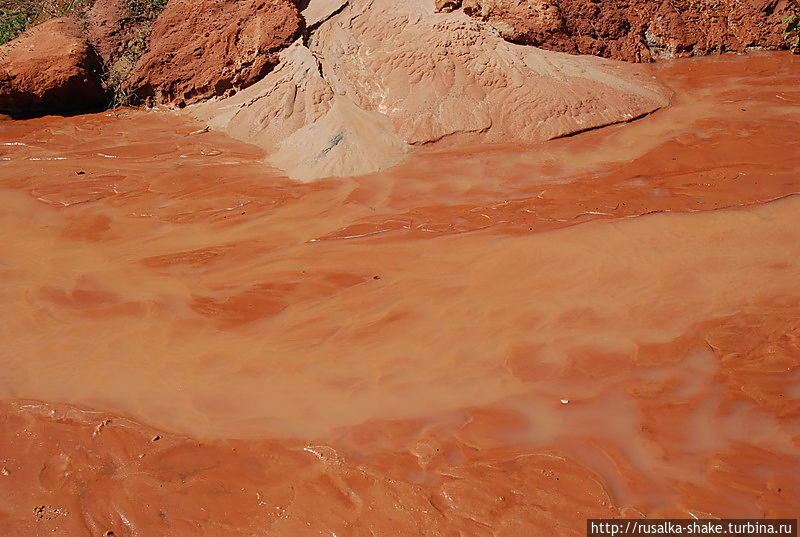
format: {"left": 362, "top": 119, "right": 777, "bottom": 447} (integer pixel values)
{"left": 1, "top": 52, "right": 799, "bottom": 535}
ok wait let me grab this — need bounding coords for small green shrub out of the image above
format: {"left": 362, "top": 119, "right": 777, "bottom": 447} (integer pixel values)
{"left": 126, "top": 0, "right": 166, "bottom": 19}
{"left": 0, "top": 5, "right": 34, "bottom": 45}
{"left": 785, "top": 12, "right": 800, "bottom": 53}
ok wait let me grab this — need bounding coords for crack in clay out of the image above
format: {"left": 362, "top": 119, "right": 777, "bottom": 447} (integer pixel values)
{"left": 304, "top": 0, "right": 351, "bottom": 32}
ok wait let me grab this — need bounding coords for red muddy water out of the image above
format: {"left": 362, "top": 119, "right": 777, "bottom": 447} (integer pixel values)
{"left": 0, "top": 52, "right": 799, "bottom": 536}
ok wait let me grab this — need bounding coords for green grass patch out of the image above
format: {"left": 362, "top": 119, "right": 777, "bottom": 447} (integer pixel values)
{"left": 0, "top": 4, "right": 35, "bottom": 44}
{"left": 785, "top": 11, "right": 800, "bottom": 53}
{"left": 0, "top": 0, "right": 89, "bottom": 45}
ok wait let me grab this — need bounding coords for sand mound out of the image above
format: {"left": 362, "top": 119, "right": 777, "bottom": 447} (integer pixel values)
{"left": 189, "top": 0, "right": 670, "bottom": 181}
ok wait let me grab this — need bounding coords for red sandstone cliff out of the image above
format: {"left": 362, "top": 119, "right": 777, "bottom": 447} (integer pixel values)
{"left": 0, "top": 16, "right": 107, "bottom": 117}
{"left": 0, "top": 0, "right": 795, "bottom": 117}
{"left": 128, "top": 0, "right": 304, "bottom": 106}
{"left": 437, "top": 0, "right": 796, "bottom": 61}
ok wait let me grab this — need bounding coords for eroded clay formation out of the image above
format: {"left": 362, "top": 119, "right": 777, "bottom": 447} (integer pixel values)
{"left": 188, "top": 0, "right": 670, "bottom": 180}
{"left": 0, "top": 0, "right": 794, "bottom": 179}
{"left": 438, "top": 0, "right": 794, "bottom": 61}
{"left": 0, "top": 0, "right": 678, "bottom": 181}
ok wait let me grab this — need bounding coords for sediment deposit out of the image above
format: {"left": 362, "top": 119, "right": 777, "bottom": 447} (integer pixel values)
{"left": 130, "top": 0, "right": 305, "bottom": 106}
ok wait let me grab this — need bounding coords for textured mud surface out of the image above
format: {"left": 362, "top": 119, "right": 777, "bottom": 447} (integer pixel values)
{"left": 129, "top": 0, "right": 304, "bottom": 106}
{"left": 1, "top": 53, "right": 799, "bottom": 535}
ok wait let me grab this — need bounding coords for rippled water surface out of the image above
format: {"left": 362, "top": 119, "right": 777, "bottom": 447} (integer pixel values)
{"left": 1, "top": 52, "right": 799, "bottom": 535}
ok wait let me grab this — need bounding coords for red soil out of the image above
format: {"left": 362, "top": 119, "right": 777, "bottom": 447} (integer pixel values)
{"left": 0, "top": 52, "right": 799, "bottom": 535}
{"left": 129, "top": 0, "right": 304, "bottom": 106}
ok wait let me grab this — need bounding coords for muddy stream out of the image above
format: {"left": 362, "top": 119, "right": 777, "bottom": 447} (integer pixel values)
{"left": 0, "top": 53, "right": 799, "bottom": 535}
